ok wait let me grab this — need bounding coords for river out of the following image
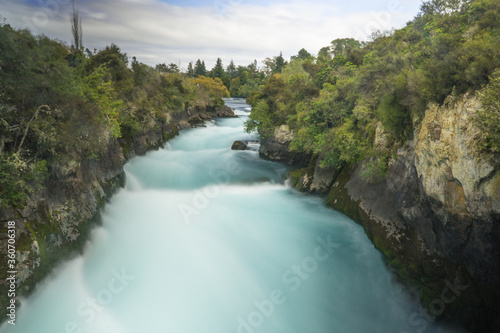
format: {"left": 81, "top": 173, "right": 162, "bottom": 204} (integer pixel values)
{"left": 0, "top": 99, "right": 458, "bottom": 333}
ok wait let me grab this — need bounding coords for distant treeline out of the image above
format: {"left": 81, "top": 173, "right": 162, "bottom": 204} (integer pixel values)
{"left": 156, "top": 53, "right": 288, "bottom": 98}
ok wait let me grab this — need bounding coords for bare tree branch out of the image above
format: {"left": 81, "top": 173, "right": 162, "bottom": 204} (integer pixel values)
{"left": 71, "top": 0, "right": 83, "bottom": 51}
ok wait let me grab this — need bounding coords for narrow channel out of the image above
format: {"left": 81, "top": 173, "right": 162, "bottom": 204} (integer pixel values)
{"left": 0, "top": 99, "right": 456, "bottom": 333}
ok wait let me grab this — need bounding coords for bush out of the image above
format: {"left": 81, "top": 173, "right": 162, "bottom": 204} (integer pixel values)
{"left": 377, "top": 93, "right": 411, "bottom": 141}
{"left": 0, "top": 153, "right": 47, "bottom": 209}
{"left": 477, "top": 69, "right": 500, "bottom": 154}
{"left": 191, "top": 76, "right": 229, "bottom": 107}
{"left": 361, "top": 155, "right": 388, "bottom": 183}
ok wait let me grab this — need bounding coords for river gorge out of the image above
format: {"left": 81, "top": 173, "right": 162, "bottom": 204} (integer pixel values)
{"left": 0, "top": 100, "right": 460, "bottom": 333}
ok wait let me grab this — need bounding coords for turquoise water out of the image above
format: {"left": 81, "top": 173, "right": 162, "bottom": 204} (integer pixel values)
{"left": 1, "top": 99, "right": 459, "bottom": 333}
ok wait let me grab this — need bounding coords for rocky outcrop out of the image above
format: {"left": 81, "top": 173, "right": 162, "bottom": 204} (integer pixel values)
{"left": 291, "top": 156, "right": 339, "bottom": 194}
{"left": 414, "top": 95, "right": 500, "bottom": 285}
{"left": 0, "top": 105, "right": 235, "bottom": 322}
{"left": 231, "top": 141, "right": 248, "bottom": 150}
{"left": 259, "top": 125, "right": 311, "bottom": 166}
{"left": 264, "top": 94, "right": 500, "bottom": 332}
{"left": 171, "top": 105, "right": 236, "bottom": 129}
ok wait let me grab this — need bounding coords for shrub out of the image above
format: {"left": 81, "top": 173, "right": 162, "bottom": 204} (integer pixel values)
{"left": 0, "top": 153, "right": 47, "bottom": 209}
{"left": 361, "top": 155, "right": 388, "bottom": 183}
{"left": 477, "top": 69, "right": 500, "bottom": 154}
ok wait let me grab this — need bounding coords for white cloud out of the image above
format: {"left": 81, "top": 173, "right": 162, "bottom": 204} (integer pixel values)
{"left": 0, "top": 0, "right": 421, "bottom": 68}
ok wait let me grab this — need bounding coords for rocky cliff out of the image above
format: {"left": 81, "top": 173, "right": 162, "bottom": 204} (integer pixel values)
{"left": 0, "top": 105, "right": 235, "bottom": 322}
{"left": 259, "top": 125, "right": 311, "bottom": 166}
{"left": 260, "top": 94, "right": 500, "bottom": 332}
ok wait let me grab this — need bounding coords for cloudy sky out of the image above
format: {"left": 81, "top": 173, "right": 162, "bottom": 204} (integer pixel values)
{"left": 0, "top": 0, "right": 422, "bottom": 70}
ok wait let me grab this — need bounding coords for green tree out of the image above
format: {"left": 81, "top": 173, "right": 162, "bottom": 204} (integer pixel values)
{"left": 155, "top": 63, "right": 168, "bottom": 73}
{"left": 194, "top": 59, "right": 207, "bottom": 77}
{"left": 226, "top": 60, "right": 237, "bottom": 79}
{"left": 187, "top": 62, "right": 195, "bottom": 77}
{"left": 83, "top": 65, "right": 123, "bottom": 138}
{"left": 420, "top": 0, "right": 472, "bottom": 15}
{"left": 330, "top": 38, "right": 362, "bottom": 58}
{"left": 275, "top": 52, "right": 287, "bottom": 74}
{"left": 291, "top": 48, "right": 312, "bottom": 61}
{"left": 263, "top": 52, "right": 288, "bottom": 76}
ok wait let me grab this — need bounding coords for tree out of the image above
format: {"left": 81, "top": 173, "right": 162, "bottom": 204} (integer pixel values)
{"left": 70, "top": 0, "right": 83, "bottom": 51}
{"left": 168, "top": 63, "right": 179, "bottom": 73}
{"left": 317, "top": 46, "right": 332, "bottom": 62}
{"left": 194, "top": 59, "right": 207, "bottom": 77}
{"left": 226, "top": 60, "right": 237, "bottom": 79}
{"left": 291, "top": 48, "right": 312, "bottom": 61}
{"left": 153, "top": 62, "right": 178, "bottom": 74}
{"left": 211, "top": 57, "right": 224, "bottom": 79}
{"left": 230, "top": 77, "right": 241, "bottom": 97}
{"left": 248, "top": 60, "right": 258, "bottom": 75}
{"left": 274, "top": 52, "right": 287, "bottom": 74}
{"left": 420, "top": 0, "right": 472, "bottom": 15}
{"left": 187, "top": 62, "right": 194, "bottom": 77}
{"left": 191, "top": 76, "right": 229, "bottom": 107}
{"left": 155, "top": 63, "right": 168, "bottom": 73}
{"left": 86, "top": 44, "right": 130, "bottom": 83}
{"left": 263, "top": 52, "right": 288, "bottom": 76}
{"left": 330, "top": 38, "right": 361, "bottom": 58}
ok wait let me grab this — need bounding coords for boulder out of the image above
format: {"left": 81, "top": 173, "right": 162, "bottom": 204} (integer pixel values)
{"left": 231, "top": 140, "right": 248, "bottom": 150}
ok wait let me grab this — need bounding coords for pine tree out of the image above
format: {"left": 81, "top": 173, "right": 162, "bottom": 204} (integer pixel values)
{"left": 211, "top": 58, "right": 224, "bottom": 79}
{"left": 226, "top": 60, "right": 237, "bottom": 79}
{"left": 274, "top": 52, "right": 287, "bottom": 74}
{"left": 194, "top": 59, "right": 207, "bottom": 77}
{"left": 187, "top": 62, "right": 194, "bottom": 77}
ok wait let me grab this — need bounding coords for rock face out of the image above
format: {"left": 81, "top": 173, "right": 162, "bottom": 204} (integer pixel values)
{"left": 259, "top": 125, "right": 310, "bottom": 166}
{"left": 291, "top": 156, "right": 338, "bottom": 194}
{"left": 263, "top": 94, "right": 500, "bottom": 332}
{"left": 414, "top": 95, "right": 500, "bottom": 285}
{"left": 0, "top": 105, "right": 235, "bottom": 319}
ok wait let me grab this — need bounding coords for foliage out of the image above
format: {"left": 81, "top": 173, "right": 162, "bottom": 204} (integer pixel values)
{"left": 210, "top": 57, "right": 225, "bottom": 79}
{"left": 0, "top": 153, "right": 47, "bottom": 209}
{"left": 1, "top": 0, "right": 499, "bottom": 208}
{"left": 291, "top": 48, "right": 312, "bottom": 61}
{"left": 477, "top": 69, "right": 500, "bottom": 154}
{"left": 263, "top": 52, "right": 288, "bottom": 76}
{"left": 360, "top": 155, "right": 389, "bottom": 183}
{"left": 191, "top": 76, "right": 229, "bottom": 107}
{"left": 245, "top": 99, "right": 274, "bottom": 138}
{"left": 194, "top": 59, "right": 207, "bottom": 77}
{"left": 0, "top": 21, "right": 222, "bottom": 209}
{"left": 246, "top": 0, "right": 500, "bottom": 169}
{"left": 83, "top": 65, "right": 123, "bottom": 138}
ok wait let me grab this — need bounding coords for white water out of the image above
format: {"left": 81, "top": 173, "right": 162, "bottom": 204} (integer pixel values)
{"left": 1, "top": 99, "right": 459, "bottom": 333}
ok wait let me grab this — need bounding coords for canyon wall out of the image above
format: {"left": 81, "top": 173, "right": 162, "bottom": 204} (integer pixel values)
{"left": 262, "top": 94, "right": 500, "bottom": 332}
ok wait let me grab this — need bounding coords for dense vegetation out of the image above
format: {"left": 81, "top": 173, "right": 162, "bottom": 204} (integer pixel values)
{"left": 1, "top": 0, "right": 499, "bottom": 208}
{"left": 245, "top": 0, "right": 500, "bottom": 171}
{"left": 0, "top": 23, "right": 230, "bottom": 209}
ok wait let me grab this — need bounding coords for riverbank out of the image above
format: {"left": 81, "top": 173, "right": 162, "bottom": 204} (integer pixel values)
{"left": 258, "top": 93, "right": 500, "bottom": 332}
